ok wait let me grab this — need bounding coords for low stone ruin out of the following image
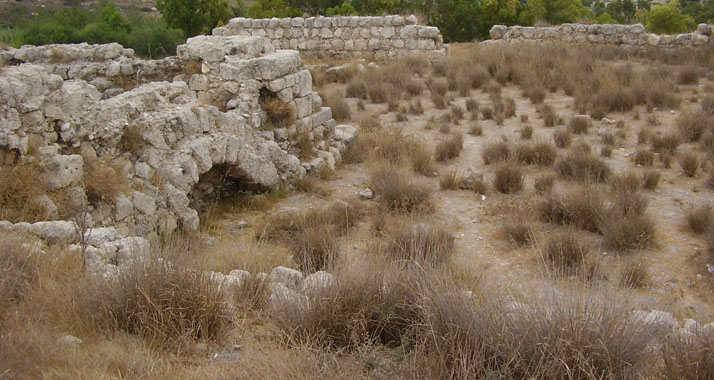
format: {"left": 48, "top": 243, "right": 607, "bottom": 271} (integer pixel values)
{"left": 490, "top": 23, "right": 713, "bottom": 48}
{"left": 0, "top": 35, "right": 355, "bottom": 252}
{"left": 213, "top": 14, "right": 447, "bottom": 60}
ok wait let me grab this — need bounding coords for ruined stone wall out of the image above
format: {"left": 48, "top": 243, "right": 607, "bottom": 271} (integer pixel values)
{"left": 0, "top": 36, "right": 345, "bottom": 244}
{"left": 213, "top": 15, "right": 447, "bottom": 60}
{"left": 489, "top": 23, "right": 713, "bottom": 48}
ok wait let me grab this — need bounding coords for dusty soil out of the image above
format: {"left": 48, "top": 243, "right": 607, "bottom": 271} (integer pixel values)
{"left": 199, "top": 43, "right": 714, "bottom": 325}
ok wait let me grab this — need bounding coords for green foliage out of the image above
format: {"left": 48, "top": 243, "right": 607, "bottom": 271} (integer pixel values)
{"left": 156, "top": 0, "right": 231, "bottom": 37}
{"left": 0, "top": 3, "right": 184, "bottom": 58}
{"left": 595, "top": 12, "right": 617, "bottom": 24}
{"left": 646, "top": 2, "right": 696, "bottom": 34}
{"left": 595, "top": 0, "right": 636, "bottom": 23}
{"left": 425, "top": 0, "right": 481, "bottom": 41}
{"left": 248, "top": 0, "right": 301, "bottom": 18}
{"left": 521, "top": 0, "right": 592, "bottom": 25}
{"left": 326, "top": 1, "right": 359, "bottom": 15}
{"left": 681, "top": 0, "right": 714, "bottom": 24}
{"left": 477, "top": 0, "right": 525, "bottom": 38}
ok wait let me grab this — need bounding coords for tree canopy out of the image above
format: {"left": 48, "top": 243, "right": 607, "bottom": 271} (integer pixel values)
{"left": 156, "top": 0, "right": 232, "bottom": 37}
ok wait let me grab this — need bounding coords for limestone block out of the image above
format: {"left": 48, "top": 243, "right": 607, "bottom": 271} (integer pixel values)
{"left": 490, "top": 25, "right": 508, "bottom": 39}
{"left": 296, "top": 70, "right": 312, "bottom": 97}
{"left": 406, "top": 14, "right": 418, "bottom": 25}
{"left": 418, "top": 26, "right": 440, "bottom": 39}
{"left": 40, "top": 154, "right": 84, "bottom": 190}
{"left": 381, "top": 26, "right": 396, "bottom": 39}
{"left": 313, "top": 107, "right": 333, "bottom": 126}
{"left": 254, "top": 50, "right": 301, "bottom": 80}
{"left": 294, "top": 96, "right": 313, "bottom": 119}
{"left": 417, "top": 39, "right": 436, "bottom": 50}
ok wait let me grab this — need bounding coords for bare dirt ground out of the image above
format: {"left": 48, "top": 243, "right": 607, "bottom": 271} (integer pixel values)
{"left": 199, "top": 42, "right": 714, "bottom": 324}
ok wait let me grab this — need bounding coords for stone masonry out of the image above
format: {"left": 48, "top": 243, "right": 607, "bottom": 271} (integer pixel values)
{"left": 213, "top": 14, "right": 447, "bottom": 60}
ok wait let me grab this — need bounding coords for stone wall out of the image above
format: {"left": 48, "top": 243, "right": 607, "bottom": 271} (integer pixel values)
{"left": 489, "top": 23, "right": 713, "bottom": 48}
{"left": 213, "top": 15, "right": 447, "bottom": 60}
{"left": 0, "top": 36, "right": 347, "bottom": 243}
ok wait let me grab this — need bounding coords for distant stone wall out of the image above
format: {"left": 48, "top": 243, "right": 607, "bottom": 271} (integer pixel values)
{"left": 489, "top": 23, "right": 713, "bottom": 48}
{"left": 213, "top": 15, "right": 447, "bottom": 60}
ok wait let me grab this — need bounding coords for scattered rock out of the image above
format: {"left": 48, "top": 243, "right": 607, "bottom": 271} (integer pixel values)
{"left": 359, "top": 188, "right": 374, "bottom": 199}
{"left": 57, "top": 335, "right": 83, "bottom": 347}
{"left": 269, "top": 266, "right": 303, "bottom": 290}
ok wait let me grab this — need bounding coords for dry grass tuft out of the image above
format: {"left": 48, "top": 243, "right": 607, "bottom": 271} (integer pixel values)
{"left": 493, "top": 163, "right": 524, "bottom": 194}
{"left": 439, "top": 170, "right": 462, "bottom": 190}
{"left": 663, "top": 327, "right": 714, "bottom": 380}
{"left": 678, "top": 109, "right": 712, "bottom": 142}
{"left": 553, "top": 129, "right": 572, "bottom": 148}
{"left": 643, "top": 169, "right": 661, "bottom": 190}
{"left": 534, "top": 175, "right": 555, "bottom": 193}
{"left": 685, "top": 204, "right": 713, "bottom": 234}
{"left": 544, "top": 233, "right": 588, "bottom": 275}
{"left": 0, "top": 163, "right": 48, "bottom": 223}
{"left": 539, "top": 187, "right": 605, "bottom": 232}
{"left": 434, "top": 133, "right": 463, "bottom": 162}
{"left": 634, "top": 149, "right": 654, "bottom": 166}
{"left": 620, "top": 261, "right": 649, "bottom": 288}
{"left": 601, "top": 212, "right": 655, "bottom": 252}
{"left": 322, "top": 91, "right": 351, "bottom": 122}
{"left": 555, "top": 152, "right": 611, "bottom": 183}
{"left": 679, "top": 152, "right": 700, "bottom": 177}
{"left": 263, "top": 97, "right": 296, "bottom": 129}
{"left": 383, "top": 223, "right": 455, "bottom": 267}
{"left": 651, "top": 133, "right": 681, "bottom": 153}
{"left": 502, "top": 222, "right": 533, "bottom": 246}
{"left": 514, "top": 142, "right": 557, "bottom": 166}
{"left": 469, "top": 124, "right": 483, "bottom": 136}
{"left": 370, "top": 165, "right": 432, "bottom": 213}
{"left": 520, "top": 125, "right": 534, "bottom": 140}
{"left": 84, "top": 157, "right": 129, "bottom": 204}
{"left": 568, "top": 116, "right": 591, "bottom": 134}
{"left": 481, "top": 141, "right": 511, "bottom": 165}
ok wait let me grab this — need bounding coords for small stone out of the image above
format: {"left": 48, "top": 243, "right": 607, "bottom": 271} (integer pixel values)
{"left": 57, "top": 335, "right": 83, "bottom": 347}
{"left": 359, "top": 188, "right": 374, "bottom": 199}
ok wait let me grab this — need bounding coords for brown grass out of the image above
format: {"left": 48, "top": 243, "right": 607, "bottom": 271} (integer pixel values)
{"left": 568, "top": 116, "right": 591, "bottom": 134}
{"left": 679, "top": 152, "right": 700, "bottom": 177}
{"left": 520, "top": 125, "right": 534, "bottom": 140}
{"left": 502, "top": 222, "right": 533, "bottom": 246}
{"left": 685, "top": 204, "right": 713, "bottom": 234}
{"left": 539, "top": 187, "right": 605, "bottom": 232}
{"left": 370, "top": 165, "right": 432, "bottom": 213}
{"left": 383, "top": 223, "right": 455, "bottom": 267}
{"left": 602, "top": 211, "right": 655, "bottom": 252}
{"left": 439, "top": 170, "right": 462, "bottom": 190}
{"left": 620, "top": 261, "right": 649, "bottom": 288}
{"left": 642, "top": 170, "right": 661, "bottom": 190}
{"left": 553, "top": 129, "right": 572, "bottom": 148}
{"left": 544, "top": 233, "right": 588, "bottom": 275}
{"left": 634, "top": 149, "right": 654, "bottom": 166}
{"left": 651, "top": 133, "right": 681, "bottom": 153}
{"left": 84, "top": 157, "right": 128, "bottom": 204}
{"left": 534, "top": 175, "right": 555, "bottom": 193}
{"left": 481, "top": 141, "right": 511, "bottom": 165}
{"left": 663, "top": 327, "right": 714, "bottom": 379}
{"left": 322, "top": 90, "right": 351, "bottom": 122}
{"left": 434, "top": 133, "right": 463, "bottom": 162}
{"left": 678, "top": 109, "right": 711, "bottom": 142}
{"left": 513, "top": 142, "right": 557, "bottom": 166}
{"left": 493, "top": 163, "right": 524, "bottom": 194}
{"left": 263, "top": 97, "right": 296, "bottom": 129}
{"left": 555, "top": 152, "right": 611, "bottom": 183}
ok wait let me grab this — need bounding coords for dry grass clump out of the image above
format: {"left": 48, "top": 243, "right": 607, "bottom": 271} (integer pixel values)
{"left": 469, "top": 124, "right": 483, "bottom": 136}
{"left": 520, "top": 125, "right": 533, "bottom": 140}
{"left": 601, "top": 146, "right": 613, "bottom": 158}
{"left": 322, "top": 90, "right": 351, "bottom": 122}
{"left": 678, "top": 109, "right": 712, "bottom": 142}
{"left": 0, "top": 163, "right": 49, "bottom": 223}
{"left": 95, "top": 260, "right": 234, "bottom": 347}
{"left": 409, "top": 99, "right": 425, "bottom": 115}
{"left": 643, "top": 169, "right": 661, "bottom": 190}
{"left": 343, "top": 129, "right": 434, "bottom": 175}
{"left": 405, "top": 79, "right": 424, "bottom": 96}
{"left": 679, "top": 152, "right": 700, "bottom": 177}
{"left": 346, "top": 81, "right": 367, "bottom": 99}
{"left": 677, "top": 66, "right": 700, "bottom": 85}
{"left": 502, "top": 222, "right": 533, "bottom": 246}
{"left": 466, "top": 98, "right": 479, "bottom": 112}
{"left": 358, "top": 115, "right": 380, "bottom": 131}
{"left": 538, "top": 104, "right": 558, "bottom": 127}
{"left": 295, "top": 130, "right": 314, "bottom": 160}
{"left": 663, "top": 327, "right": 714, "bottom": 380}
{"left": 685, "top": 204, "right": 713, "bottom": 234}
{"left": 555, "top": 152, "right": 611, "bottom": 182}
{"left": 258, "top": 201, "right": 362, "bottom": 271}
{"left": 651, "top": 133, "right": 681, "bottom": 153}
{"left": 601, "top": 210, "right": 655, "bottom": 252}
{"left": 481, "top": 107, "right": 494, "bottom": 120}
{"left": 493, "top": 163, "right": 524, "bottom": 194}
{"left": 568, "top": 116, "right": 591, "bottom": 134}
{"left": 370, "top": 165, "right": 432, "bottom": 213}
{"left": 383, "top": 223, "right": 455, "bottom": 267}
{"left": 439, "top": 170, "right": 462, "bottom": 190}
{"left": 610, "top": 171, "right": 641, "bottom": 193}
{"left": 84, "top": 157, "right": 128, "bottom": 204}
{"left": 273, "top": 259, "right": 420, "bottom": 350}
{"left": 620, "top": 261, "right": 649, "bottom": 288}
{"left": 553, "top": 129, "right": 572, "bottom": 148}
{"left": 544, "top": 233, "right": 588, "bottom": 275}
{"left": 634, "top": 149, "right": 654, "bottom": 166}
{"left": 534, "top": 175, "right": 555, "bottom": 193}
{"left": 481, "top": 141, "right": 511, "bottom": 165}
{"left": 540, "top": 187, "right": 605, "bottom": 232}
{"left": 0, "top": 233, "right": 39, "bottom": 315}
{"left": 513, "top": 142, "right": 557, "bottom": 166}
{"left": 263, "top": 97, "right": 296, "bottom": 129}
{"left": 434, "top": 133, "right": 463, "bottom": 162}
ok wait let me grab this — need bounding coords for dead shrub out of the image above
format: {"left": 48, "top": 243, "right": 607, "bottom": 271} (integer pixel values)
{"left": 481, "top": 107, "right": 494, "bottom": 120}
{"left": 263, "top": 97, "right": 295, "bottom": 129}
{"left": 84, "top": 157, "right": 128, "bottom": 204}
{"left": 431, "top": 93, "right": 447, "bottom": 109}
{"left": 469, "top": 124, "right": 483, "bottom": 136}
{"left": 493, "top": 163, "right": 524, "bottom": 194}
{"left": 539, "top": 104, "right": 558, "bottom": 127}
{"left": 502, "top": 222, "right": 533, "bottom": 246}
{"left": 409, "top": 99, "right": 425, "bottom": 115}
{"left": 610, "top": 171, "right": 641, "bottom": 193}
{"left": 601, "top": 212, "right": 655, "bottom": 252}
{"left": 520, "top": 125, "right": 534, "bottom": 140}
{"left": 430, "top": 79, "right": 448, "bottom": 96}
{"left": 440, "top": 170, "right": 462, "bottom": 190}
{"left": 370, "top": 165, "right": 432, "bottom": 213}
{"left": 295, "top": 130, "right": 314, "bottom": 160}
{"left": 466, "top": 98, "right": 479, "bottom": 112}
{"left": 539, "top": 187, "right": 605, "bottom": 232}
{"left": 0, "top": 163, "right": 47, "bottom": 223}
{"left": 651, "top": 133, "right": 681, "bottom": 153}
{"left": 322, "top": 91, "right": 351, "bottom": 122}
{"left": 685, "top": 204, "right": 713, "bottom": 234}
{"left": 679, "top": 152, "right": 700, "bottom": 177}
{"left": 544, "top": 233, "right": 588, "bottom": 275}
{"left": 643, "top": 170, "right": 661, "bottom": 190}
{"left": 634, "top": 149, "right": 654, "bottom": 166}
{"left": 601, "top": 146, "right": 613, "bottom": 158}
{"left": 678, "top": 110, "right": 712, "bottom": 142}
{"left": 439, "top": 122, "right": 451, "bottom": 134}
{"left": 0, "top": 233, "right": 38, "bottom": 315}
{"left": 358, "top": 116, "right": 380, "bottom": 131}
{"left": 677, "top": 66, "right": 700, "bottom": 85}
{"left": 553, "top": 129, "right": 572, "bottom": 148}
{"left": 601, "top": 132, "right": 616, "bottom": 146}
{"left": 514, "top": 142, "right": 557, "bottom": 166}
{"left": 482, "top": 141, "right": 511, "bottom": 165}
{"left": 346, "top": 81, "right": 368, "bottom": 99}
{"left": 434, "top": 133, "right": 463, "bottom": 162}
{"left": 525, "top": 87, "right": 546, "bottom": 104}
{"left": 94, "top": 260, "right": 233, "bottom": 347}
{"left": 620, "top": 261, "right": 649, "bottom": 288}
{"left": 534, "top": 175, "right": 555, "bottom": 193}
{"left": 555, "top": 152, "right": 611, "bottom": 182}
{"left": 663, "top": 327, "right": 714, "bottom": 380}
{"left": 384, "top": 224, "right": 455, "bottom": 267}
{"left": 405, "top": 80, "right": 423, "bottom": 96}
{"left": 568, "top": 116, "right": 591, "bottom": 134}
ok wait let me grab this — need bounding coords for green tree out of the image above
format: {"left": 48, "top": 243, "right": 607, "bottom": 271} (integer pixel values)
{"left": 477, "top": 0, "right": 525, "bottom": 37}
{"left": 595, "top": 11, "right": 617, "bottom": 23}
{"left": 646, "top": 2, "right": 695, "bottom": 34}
{"left": 248, "top": 0, "right": 301, "bottom": 18}
{"left": 521, "top": 0, "right": 592, "bottom": 25}
{"left": 426, "top": 0, "right": 480, "bottom": 42}
{"left": 100, "top": 2, "right": 131, "bottom": 33}
{"left": 326, "top": 2, "right": 358, "bottom": 15}
{"left": 604, "top": 0, "right": 636, "bottom": 23}
{"left": 156, "top": 0, "right": 231, "bottom": 37}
